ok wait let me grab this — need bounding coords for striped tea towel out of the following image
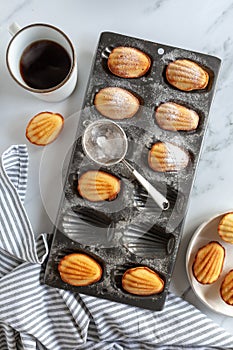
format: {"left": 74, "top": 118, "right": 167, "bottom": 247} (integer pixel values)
{"left": 0, "top": 145, "right": 233, "bottom": 350}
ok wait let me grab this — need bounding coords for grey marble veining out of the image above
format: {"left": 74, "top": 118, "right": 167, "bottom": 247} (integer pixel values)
{"left": 206, "top": 1, "right": 233, "bottom": 34}
{"left": 1, "top": 0, "right": 233, "bottom": 335}
{"left": 143, "top": 0, "right": 169, "bottom": 13}
{"left": 0, "top": 0, "right": 31, "bottom": 26}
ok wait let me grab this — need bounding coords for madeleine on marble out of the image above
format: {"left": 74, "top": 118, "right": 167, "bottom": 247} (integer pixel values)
{"left": 26, "top": 111, "right": 64, "bottom": 146}
{"left": 192, "top": 241, "right": 225, "bottom": 284}
{"left": 218, "top": 212, "right": 233, "bottom": 244}
{"left": 166, "top": 59, "right": 209, "bottom": 91}
{"left": 94, "top": 87, "right": 140, "bottom": 120}
{"left": 220, "top": 270, "right": 233, "bottom": 305}
{"left": 107, "top": 46, "right": 151, "bottom": 78}
{"left": 77, "top": 170, "right": 121, "bottom": 202}
{"left": 58, "top": 253, "right": 102, "bottom": 286}
{"left": 155, "top": 102, "right": 199, "bottom": 131}
{"left": 122, "top": 266, "right": 164, "bottom": 295}
{"left": 148, "top": 141, "right": 190, "bottom": 172}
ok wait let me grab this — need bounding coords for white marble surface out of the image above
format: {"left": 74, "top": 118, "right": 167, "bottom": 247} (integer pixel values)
{"left": 1, "top": 0, "right": 233, "bottom": 335}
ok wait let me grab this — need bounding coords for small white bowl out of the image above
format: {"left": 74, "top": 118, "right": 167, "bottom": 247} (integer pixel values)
{"left": 186, "top": 210, "right": 233, "bottom": 317}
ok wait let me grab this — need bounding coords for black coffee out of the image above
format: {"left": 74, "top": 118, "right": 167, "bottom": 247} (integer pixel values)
{"left": 20, "top": 40, "right": 71, "bottom": 90}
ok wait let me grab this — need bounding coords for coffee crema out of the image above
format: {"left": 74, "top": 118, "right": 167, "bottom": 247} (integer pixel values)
{"left": 20, "top": 40, "right": 71, "bottom": 90}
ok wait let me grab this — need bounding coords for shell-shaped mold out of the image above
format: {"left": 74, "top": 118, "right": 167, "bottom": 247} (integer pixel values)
{"left": 62, "top": 207, "right": 115, "bottom": 246}
{"left": 192, "top": 241, "right": 225, "bottom": 284}
{"left": 166, "top": 59, "right": 209, "bottom": 91}
{"left": 148, "top": 141, "right": 190, "bottom": 172}
{"left": 122, "top": 266, "right": 164, "bottom": 295}
{"left": 220, "top": 270, "right": 233, "bottom": 305}
{"left": 26, "top": 112, "right": 64, "bottom": 146}
{"left": 77, "top": 170, "right": 121, "bottom": 202}
{"left": 94, "top": 87, "right": 140, "bottom": 120}
{"left": 218, "top": 212, "right": 233, "bottom": 244}
{"left": 155, "top": 102, "right": 199, "bottom": 131}
{"left": 107, "top": 46, "right": 151, "bottom": 78}
{"left": 58, "top": 252, "right": 103, "bottom": 286}
{"left": 133, "top": 184, "right": 179, "bottom": 212}
{"left": 122, "top": 222, "right": 175, "bottom": 258}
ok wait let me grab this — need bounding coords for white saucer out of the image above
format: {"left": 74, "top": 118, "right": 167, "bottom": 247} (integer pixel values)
{"left": 186, "top": 210, "right": 233, "bottom": 317}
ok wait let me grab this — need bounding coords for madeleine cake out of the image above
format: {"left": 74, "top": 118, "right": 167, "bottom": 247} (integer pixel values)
{"left": 122, "top": 266, "right": 164, "bottom": 295}
{"left": 218, "top": 212, "right": 233, "bottom": 244}
{"left": 166, "top": 59, "right": 209, "bottom": 91}
{"left": 220, "top": 270, "right": 233, "bottom": 305}
{"left": 26, "top": 111, "right": 64, "bottom": 146}
{"left": 148, "top": 141, "right": 190, "bottom": 172}
{"left": 94, "top": 87, "right": 140, "bottom": 120}
{"left": 107, "top": 46, "right": 151, "bottom": 78}
{"left": 77, "top": 170, "right": 121, "bottom": 202}
{"left": 192, "top": 241, "right": 225, "bottom": 284}
{"left": 155, "top": 102, "right": 199, "bottom": 131}
{"left": 58, "top": 253, "right": 102, "bottom": 286}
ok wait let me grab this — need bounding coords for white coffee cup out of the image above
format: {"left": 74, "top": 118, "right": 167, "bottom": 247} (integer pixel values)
{"left": 6, "top": 22, "right": 78, "bottom": 102}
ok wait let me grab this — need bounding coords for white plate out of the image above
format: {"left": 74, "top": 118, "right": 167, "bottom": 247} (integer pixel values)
{"left": 186, "top": 210, "right": 233, "bottom": 317}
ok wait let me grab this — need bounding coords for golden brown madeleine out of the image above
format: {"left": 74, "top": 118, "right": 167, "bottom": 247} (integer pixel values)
{"left": 166, "top": 59, "right": 209, "bottom": 91}
{"left": 218, "top": 212, "right": 233, "bottom": 244}
{"left": 192, "top": 241, "right": 225, "bottom": 284}
{"left": 77, "top": 170, "right": 121, "bottom": 202}
{"left": 148, "top": 141, "right": 190, "bottom": 172}
{"left": 107, "top": 46, "right": 151, "bottom": 78}
{"left": 58, "top": 253, "right": 102, "bottom": 286}
{"left": 94, "top": 87, "right": 140, "bottom": 120}
{"left": 26, "top": 111, "right": 64, "bottom": 146}
{"left": 155, "top": 102, "right": 199, "bottom": 131}
{"left": 220, "top": 270, "right": 233, "bottom": 305}
{"left": 122, "top": 266, "right": 164, "bottom": 295}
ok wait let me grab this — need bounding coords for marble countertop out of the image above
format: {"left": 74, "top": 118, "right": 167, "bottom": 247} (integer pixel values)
{"left": 1, "top": 0, "right": 233, "bottom": 335}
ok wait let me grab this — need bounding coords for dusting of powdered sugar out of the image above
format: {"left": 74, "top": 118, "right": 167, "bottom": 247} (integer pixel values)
{"left": 45, "top": 32, "right": 221, "bottom": 311}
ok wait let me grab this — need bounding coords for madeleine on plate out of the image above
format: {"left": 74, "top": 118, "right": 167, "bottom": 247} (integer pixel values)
{"left": 218, "top": 212, "right": 233, "bottom": 244}
{"left": 192, "top": 241, "right": 225, "bottom": 284}
{"left": 220, "top": 270, "right": 233, "bottom": 305}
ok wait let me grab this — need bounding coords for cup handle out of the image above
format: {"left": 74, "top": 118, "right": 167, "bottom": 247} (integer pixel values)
{"left": 8, "top": 22, "right": 21, "bottom": 36}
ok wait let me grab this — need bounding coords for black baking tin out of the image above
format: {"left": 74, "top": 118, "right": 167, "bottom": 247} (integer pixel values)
{"left": 44, "top": 32, "right": 221, "bottom": 310}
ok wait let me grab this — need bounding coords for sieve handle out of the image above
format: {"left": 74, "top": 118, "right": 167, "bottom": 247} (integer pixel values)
{"left": 122, "top": 159, "right": 169, "bottom": 211}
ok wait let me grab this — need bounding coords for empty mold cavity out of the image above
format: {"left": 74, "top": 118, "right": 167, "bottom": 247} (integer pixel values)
{"left": 61, "top": 207, "right": 115, "bottom": 246}
{"left": 122, "top": 222, "right": 175, "bottom": 258}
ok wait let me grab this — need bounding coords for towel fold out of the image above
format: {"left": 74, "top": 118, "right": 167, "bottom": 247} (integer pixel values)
{"left": 0, "top": 145, "right": 232, "bottom": 350}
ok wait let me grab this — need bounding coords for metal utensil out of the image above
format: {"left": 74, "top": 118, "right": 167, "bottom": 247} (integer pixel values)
{"left": 82, "top": 120, "right": 169, "bottom": 210}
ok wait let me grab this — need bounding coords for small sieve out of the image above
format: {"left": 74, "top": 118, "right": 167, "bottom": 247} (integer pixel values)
{"left": 82, "top": 119, "right": 169, "bottom": 210}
